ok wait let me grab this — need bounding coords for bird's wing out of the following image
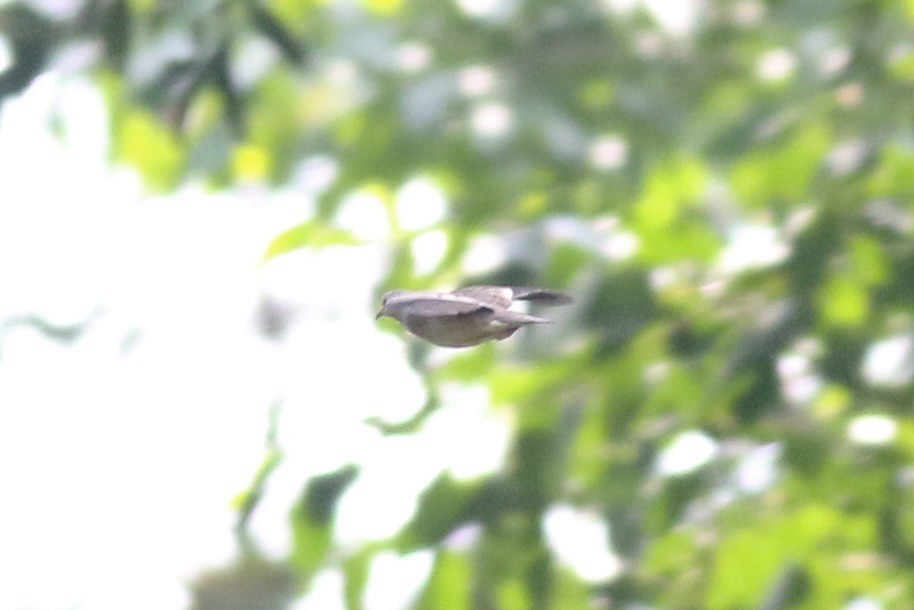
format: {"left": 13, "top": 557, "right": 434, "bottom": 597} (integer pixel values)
{"left": 510, "top": 287, "right": 573, "bottom": 306}
{"left": 452, "top": 286, "right": 515, "bottom": 309}
{"left": 398, "top": 296, "right": 494, "bottom": 318}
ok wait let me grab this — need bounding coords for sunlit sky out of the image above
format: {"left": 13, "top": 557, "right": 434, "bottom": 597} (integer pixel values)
{"left": 0, "top": 72, "right": 623, "bottom": 610}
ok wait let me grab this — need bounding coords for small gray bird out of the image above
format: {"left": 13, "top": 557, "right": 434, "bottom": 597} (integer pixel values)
{"left": 376, "top": 285, "right": 572, "bottom": 347}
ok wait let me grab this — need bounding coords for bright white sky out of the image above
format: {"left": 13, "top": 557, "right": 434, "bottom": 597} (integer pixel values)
{"left": 0, "top": 72, "right": 621, "bottom": 610}
{"left": 0, "top": 71, "right": 459, "bottom": 609}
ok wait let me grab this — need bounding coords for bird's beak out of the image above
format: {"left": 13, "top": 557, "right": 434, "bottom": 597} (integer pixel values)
{"left": 375, "top": 309, "right": 385, "bottom": 320}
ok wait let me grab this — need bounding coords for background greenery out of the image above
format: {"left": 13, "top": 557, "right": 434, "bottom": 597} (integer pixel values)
{"left": 4, "top": 0, "right": 914, "bottom": 608}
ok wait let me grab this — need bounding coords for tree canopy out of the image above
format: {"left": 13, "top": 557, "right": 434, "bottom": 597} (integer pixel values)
{"left": 4, "top": 0, "right": 914, "bottom": 608}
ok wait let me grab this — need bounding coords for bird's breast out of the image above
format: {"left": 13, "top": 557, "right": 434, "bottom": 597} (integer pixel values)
{"left": 404, "top": 313, "right": 496, "bottom": 347}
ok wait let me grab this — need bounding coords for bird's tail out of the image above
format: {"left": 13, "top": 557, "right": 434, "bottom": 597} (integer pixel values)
{"left": 493, "top": 310, "right": 552, "bottom": 325}
{"left": 511, "top": 288, "right": 572, "bottom": 306}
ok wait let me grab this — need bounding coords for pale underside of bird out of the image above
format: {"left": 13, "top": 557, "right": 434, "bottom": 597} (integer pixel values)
{"left": 376, "top": 285, "right": 572, "bottom": 348}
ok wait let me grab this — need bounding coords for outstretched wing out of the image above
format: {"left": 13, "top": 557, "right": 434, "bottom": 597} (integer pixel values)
{"left": 399, "top": 296, "right": 494, "bottom": 318}
{"left": 452, "top": 286, "right": 514, "bottom": 309}
{"left": 455, "top": 285, "right": 573, "bottom": 308}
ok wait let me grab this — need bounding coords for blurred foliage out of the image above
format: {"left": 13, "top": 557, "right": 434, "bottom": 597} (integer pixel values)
{"left": 7, "top": 0, "right": 914, "bottom": 607}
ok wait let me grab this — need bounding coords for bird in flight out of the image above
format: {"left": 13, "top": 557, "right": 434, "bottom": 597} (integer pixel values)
{"left": 376, "top": 285, "right": 572, "bottom": 347}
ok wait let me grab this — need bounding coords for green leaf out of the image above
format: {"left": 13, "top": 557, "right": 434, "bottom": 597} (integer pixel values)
{"left": 232, "top": 447, "right": 283, "bottom": 532}
{"left": 581, "top": 268, "right": 658, "bottom": 353}
{"left": 114, "top": 109, "right": 185, "bottom": 191}
{"left": 431, "top": 344, "right": 496, "bottom": 382}
{"left": 289, "top": 514, "right": 331, "bottom": 576}
{"left": 303, "top": 465, "right": 359, "bottom": 525}
{"left": 343, "top": 547, "right": 373, "bottom": 610}
{"left": 497, "top": 578, "right": 531, "bottom": 610}
{"left": 263, "top": 220, "right": 360, "bottom": 259}
{"left": 488, "top": 361, "right": 575, "bottom": 409}
{"left": 416, "top": 551, "right": 471, "bottom": 610}
{"left": 730, "top": 123, "right": 830, "bottom": 208}
{"left": 398, "top": 474, "right": 481, "bottom": 551}
{"left": 289, "top": 465, "right": 358, "bottom": 575}
{"left": 866, "top": 144, "right": 914, "bottom": 197}
{"left": 633, "top": 157, "right": 709, "bottom": 232}
{"left": 249, "top": 3, "right": 308, "bottom": 65}
{"left": 707, "top": 504, "right": 875, "bottom": 609}
{"left": 818, "top": 276, "right": 870, "bottom": 327}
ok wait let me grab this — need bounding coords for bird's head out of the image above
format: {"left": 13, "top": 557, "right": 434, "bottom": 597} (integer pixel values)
{"left": 375, "top": 289, "right": 409, "bottom": 320}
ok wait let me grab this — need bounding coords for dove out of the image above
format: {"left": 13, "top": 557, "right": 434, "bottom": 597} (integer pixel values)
{"left": 375, "top": 285, "right": 572, "bottom": 347}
